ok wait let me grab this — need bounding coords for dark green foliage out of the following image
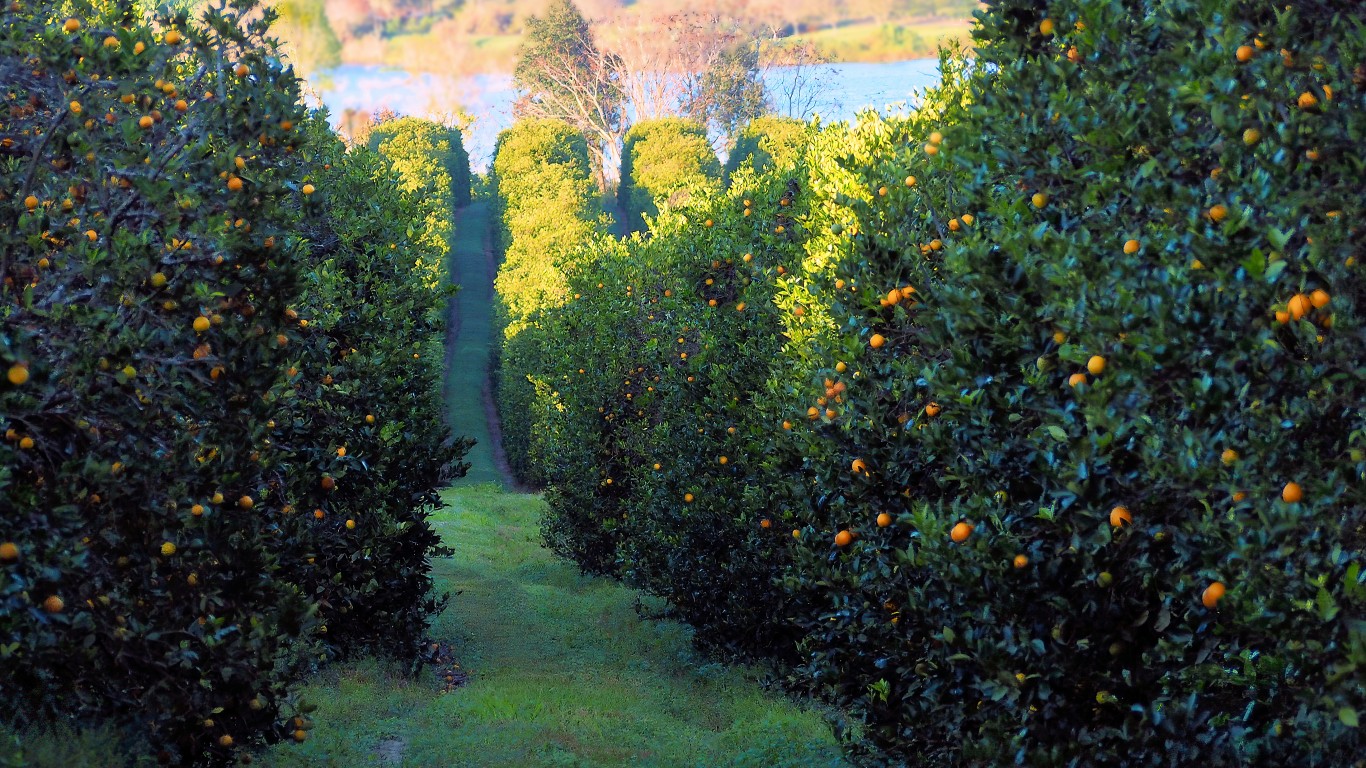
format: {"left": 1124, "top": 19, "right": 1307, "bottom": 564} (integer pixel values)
{"left": 0, "top": 2, "right": 466, "bottom": 762}
{"left": 617, "top": 119, "right": 721, "bottom": 233}
{"left": 509, "top": 1, "right": 1366, "bottom": 764}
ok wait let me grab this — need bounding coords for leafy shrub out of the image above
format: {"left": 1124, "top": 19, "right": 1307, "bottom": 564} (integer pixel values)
{"left": 366, "top": 116, "right": 472, "bottom": 212}
{"left": 511, "top": 1, "right": 1366, "bottom": 763}
{"left": 723, "top": 116, "right": 808, "bottom": 181}
{"left": 617, "top": 118, "right": 721, "bottom": 233}
{"left": 490, "top": 118, "right": 604, "bottom": 482}
{"left": 0, "top": 1, "right": 466, "bottom": 762}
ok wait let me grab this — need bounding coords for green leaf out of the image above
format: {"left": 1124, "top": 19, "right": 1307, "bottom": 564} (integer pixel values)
{"left": 1339, "top": 707, "right": 1358, "bottom": 728}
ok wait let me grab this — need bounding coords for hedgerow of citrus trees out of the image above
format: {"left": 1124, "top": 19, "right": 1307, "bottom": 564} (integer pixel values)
{"left": 508, "top": 0, "right": 1365, "bottom": 762}
{"left": 617, "top": 118, "right": 721, "bottom": 233}
{"left": 722, "top": 115, "right": 808, "bottom": 183}
{"left": 490, "top": 118, "right": 603, "bottom": 482}
{"left": 1, "top": 1, "right": 466, "bottom": 762}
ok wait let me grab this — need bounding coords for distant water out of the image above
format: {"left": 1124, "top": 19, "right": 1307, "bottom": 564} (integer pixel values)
{"left": 305, "top": 59, "right": 943, "bottom": 171}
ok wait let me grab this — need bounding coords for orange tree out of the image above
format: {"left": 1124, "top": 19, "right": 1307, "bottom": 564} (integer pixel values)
{"left": 772, "top": 4, "right": 1365, "bottom": 764}
{"left": 1, "top": 1, "right": 465, "bottom": 762}
{"left": 722, "top": 115, "right": 809, "bottom": 183}
{"left": 0, "top": 0, "right": 317, "bottom": 761}
{"left": 617, "top": 118, "right": 721, "bottom": 234}
{"left": 490, "top": 118, "right": 603, "bottom": 483}
{"left": 269, "top": 119, "right": 469, "bottom": 663}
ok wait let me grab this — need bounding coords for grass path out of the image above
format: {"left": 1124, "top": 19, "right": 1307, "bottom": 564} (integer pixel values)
{"left": 258, "top": 206, "right": 846, "bottom": 766}
{"left": 443, "top": 201, "right": 508, "bottom": 487}
{"left": 260, "top": 487, "right": 847, "bottom": 767}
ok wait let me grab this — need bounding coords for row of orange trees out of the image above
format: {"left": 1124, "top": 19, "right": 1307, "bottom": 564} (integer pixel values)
{"left": 498, "top": 0, "right": 1364, "bottom": 763}
{"left": 0, "top": 1, "right": 466, "bottom": 764}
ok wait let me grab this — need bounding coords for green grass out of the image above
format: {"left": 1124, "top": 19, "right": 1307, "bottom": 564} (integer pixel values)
{"left": 445, "top": 202, "right": 504, "bottom": 486}
{"left": 259, "top": 486, "right": 848, "bottom": 767}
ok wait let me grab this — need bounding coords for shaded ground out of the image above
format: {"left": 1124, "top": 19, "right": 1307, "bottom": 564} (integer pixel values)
{"left": 261, "top": 487, "right": 848, "bottom": 767}
{"left": 444, "top": 202, "right": 512, "bottom": 487}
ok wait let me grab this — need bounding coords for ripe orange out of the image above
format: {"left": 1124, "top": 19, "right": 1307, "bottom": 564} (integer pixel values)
{"left": 314, "top": 509, "right": 324, "bottom": 519}
{"left": 1309, "top": 289, "right": 1330, "bottom": 308}
{"left": 165, "top": 29, "right": 182, "bottom": 45}
{"left": 235, "top": 63, "right": 249, "bottom": 78}
{"left": 23, "top": 195, "right": 39, "bottom": 211}
{"left": 1087, "top": 355, "right": 1106, "bottom": 375}
{"left": 834, "top": 530, "right": 853, "bottom": 547}
{"left": 160, "top": 542, "right": 176, "bottom": 556}
{"left": 193, "top": 316, "right": 210, "bottom": 332}
{"left": 1208, "top": 204, "right": 1228, "bottom": 222}
{"left": 321, "top": 475, "right": 336, "bottom": 491}
{"left": 7, "top": 364, "right": 30, "bottom": 385}
{"left": 1231, "top": 490, "right": 1248, "bottom": 502}
{"left": 218, "top": 735, "right": 233, "bottom": 748}
{"left": 1288, "top": 293, "right": 1311, "bottom": 320}
{"left": 1297, "top": 91, "right": 1318, "bottom": 110}
{"left": 0, "top": 542, "right": 18, "bottom": 562}
{"left": 869, "top": 333, "right": 886, "bottom": 349}
{"left": 1031, "top": 192, "right": 1048, "bottom": 208}
{"left": 302, "top": 183, "right": 315, "bottom": 196}
{"left": 1038, "top": 18, "right": 1055, "bottom": 35}
{"left": 293, "top": 729, "right": 307, "bottom": 742}
{"left": 1068, "top": 372, "right": 1087, "bottom": 388}
{"left": 950, "top": 522, "right": 973, "bottom": 543}
{"left": 1122, "top": 239, "right": 1140, "bottom": 254}
{"left": 876, "top": 513, "right": 892, "bottom": 527}
{"left": 227, "top": 176, "right": 243, "bottom": 192}
{"left": 683, "top": 493, "right": 694, "bottom": 503}
{"left": 345, "top": 519, "right": 355, "bottom": 530}
{"left": 1235, "top": 44, "right": 1254, "bottom": 62}
{"left": 1201, "top": 581, "right": 1226, "bottom": 609}
{"left": 1242, "top": 128, "right": 1261, "bottom": 145}
{"left": 851, "top": 458, "right": 868, "bottom": 474}
{"left": 18, "top": 436, "right": 34, "bottom": 450}
{"left": 1109, "top": 505, "right": 1132, "bottom": 528}
{"left": 190, "top": 504, "right": 204, "bottom": 516}
{"left": 904, "top": 175, "right": 917, "bottom": 187}
{"left": 1281, "top": 482, "right": 1302, "bottom": 503}
{"left": 760, "top": 518, "right": 771, "bottom": 529}
{"left": 139, "top": 115, "right": 154, "bottom": 129}
{"left": 238, "top": 495, "right": 254, "bottom": 509}
{"left": 63, "top": 18, "right": 81, "bottom": 32}
{"left": 1013, "top": 554, "right": 1028, "bottom": 569}
{"left": 43, "top": 595, "right": 64, "bottom": 613}
{"left": 1220, "top": 448, "right": 1239, "bottom": 466}
{"left": 925, "top": 402, "right": 941, "bottom": 417}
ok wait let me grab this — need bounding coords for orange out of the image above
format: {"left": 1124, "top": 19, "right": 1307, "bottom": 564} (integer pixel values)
{"left": 227, "top": 176, "right": 243, "bottom": 192}
{"left": 869, "top": 333, "right": 886, "bottom": 349}
{"left": 1201, "top": 581, "right": 1225, "bottom": 609}
{"left": 139, "top": 115, "right": 154, "bottom": 129}
{"left": 0, "top": 542, "right": 18, "bottom": 562}
{"left": 1220, "top": 449, "right": 1238, "bottom": 466}
{"left": 302, "top": 184, "right": 315, "bottom": 196}
{"left": 887, "top": 288, "right": 902, "bottom": 304}
{"left": 792, "top": 529, "right": 801, "bottom": 539}
{"left": 834, "top": 530, "right": 853, "bottom": 547}
{"left": 928, "top": 131, "right": 944, "bottom": 145}
{"left": 1288, "top": 293, "right": 1311, "bottom": 320}
{"left": 1231, "top": 491, "right": 1248, "bottom": 502}
{"left": 1109, "top": 505, "right": 1132, "bottom": 528}
{"left": 337, "top": 447, "right": 347, "bottom": 457}
{"left": 345, "top": 519, "right": 355, "bottom": 530}
{"left": 1068, "top": 372, "right": 1087, "bottom": 388}
{"left": 1309, "top": 289, "right": 1330, "bottom": 308}
{"left": 1039, "top": 18, "right": 1055, "bottom": 35}
{"left": 904, "top": 175, "right": 917, "bottom": 187}
{"left": 7, "top": 364, "right": 29, "bottom": 385}
{"left": 238, "top": 495, "right": 254, "bottom": 509}
{"left": 43, "top": 595, "right": 64, "bottom": 613}
{"left": 18, "top": 436, "right": 34, "bottom": 450}
{"left": 1208, "top": 204, "right": 1228, "bottom": 222}
{"left": 1281, "top": 482, "right": 1302, "bottom": 503}
{"left": 760, "top": 519, "right": 771, "bottom": 529}
{"left": 835, "top": 361, "right": 847, "bottom": 373}
{"left": 313, "top": 509, "right": 324, "bottom": 519}
{"left": 1087, "top": 355, "right": 1106, "bottom": 375}
{"left": 193, "top": 316, "right": 210, "bottom": 332}
{"left": 718, "top": 456, "right": 729, "bottom": 465}
{"left": 1242, "top": 128, "right": 1261, "bottom": 145}
{"left": 165, "top": 29, "right": 182, "bottom": 45}
{"left": 160, "top": 542, "right": 176, "bottom": 556}
{"left": 851, "top": 458, "right": 868, "bottom": 474}
{"left": 925, "top": 402, "right": 941, "bottom": 417}
{"left": 1297, "top": 91, "right": 1318, "bottom": 110}
{"left": 876, "top": 513, "right": 892, "bottom": 527}
{"left": 1031, "top": 192, "right": 1048, "bottom": 208}
{"left": 1013, "top": 554, "right": 1028, "bottom": 569}
{"left": 23, "top": 195, "right": 38, "bottom": 211}
{"left": 950, "top": 521, "right": 973, "bottom": 543}
{"left": 1123, "top": 239, "right": 1140, "bottom": 254}
{"left": 293, "top": 729, "right": 307, "bottom": 742}
{"left": 1274, "top": 310, "right": 1290, "bottom": 324}
{"left": 218, "top": 735, "right": 234, "bottom": 748}
{"left": 235, "top": 63, "right": 249, "bottom": 78}
{"left": 321, "top": 475, "right": 335, "bottom": 491}
{"left": 190, "top": 504, "right": 204, "bottom": 517}
{"left": 683, "top": 493, "right": 694, "bottom": 503}
{"left": 1235, "top": 44, "right": 1254, "bottom": 62}
{"left": 63, "top": 18, "right": 81, "bottom": 32}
